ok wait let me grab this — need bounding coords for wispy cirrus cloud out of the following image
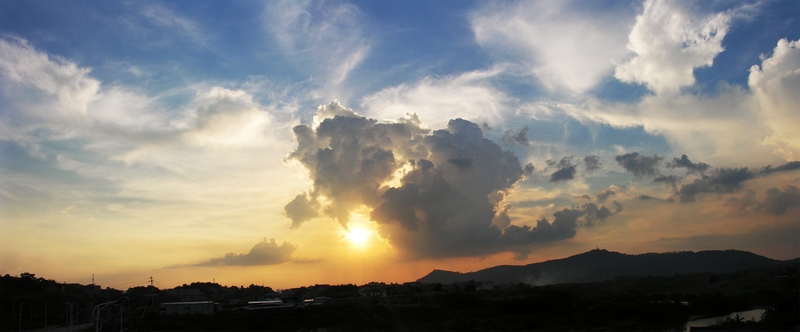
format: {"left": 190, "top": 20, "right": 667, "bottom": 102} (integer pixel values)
{"left": 265, "top": 0, "right": 370, "bottom": 102}
{"left": 360, "top": 67, "right": 512, "bottom": 129}
{"left": 140, "top": 4, "right": 210, "bottom": 47}
{"left": 471, "top": 0, "right": 635, "bottom": 94}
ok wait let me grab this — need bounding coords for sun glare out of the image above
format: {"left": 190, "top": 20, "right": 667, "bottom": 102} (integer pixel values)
{"left": 345, "top": 227, "right": 371, "bottom": 246}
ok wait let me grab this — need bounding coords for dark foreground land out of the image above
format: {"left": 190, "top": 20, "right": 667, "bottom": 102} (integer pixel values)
{"left": 2, "top": 263, "right": 797, "bottom": 331}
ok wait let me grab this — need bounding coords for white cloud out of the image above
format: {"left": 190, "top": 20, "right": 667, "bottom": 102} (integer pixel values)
{"left": 141, "top": 4, "right": 209, "bottom": 47}
{"left": 472, "top": 1, "right": 634, "bottom": 94}
{"left": 0, "top": 37, "right": 100, "bottom": 119}
{"left": 615, "top": 0, "right": 730, "bottom": 94}
{"left": 0, "top": 37, "right": 304, "bottom": 235}
{"left": 360, "top": 68, "right": 511, "bottom": 129}
{"left": 560, "top": 85, "right": 778, "bottom": 167}
{"left": 749, "top": 39, "right": 800, "bottom": 161}
{"left": 561, "top": 40, "right": 800, "bottom": 168}
{"left": 60, "top": 205, "right": 77, "bottom": 214}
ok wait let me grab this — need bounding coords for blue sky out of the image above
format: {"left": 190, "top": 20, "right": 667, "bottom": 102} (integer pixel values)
{"left": 0, "top": 0, "right": 798, "bottom": 288}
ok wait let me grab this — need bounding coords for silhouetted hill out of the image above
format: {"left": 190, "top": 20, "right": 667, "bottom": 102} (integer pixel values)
{"left": 418, "top": 249, "right": 795, "bottom": 285}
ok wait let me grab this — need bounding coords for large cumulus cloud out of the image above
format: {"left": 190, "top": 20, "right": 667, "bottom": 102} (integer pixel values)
{"left": 286, "top": 102, "right": 619, "bottom": 259}
{"left": 749, "top": 39, "right": 800, "bottom": 161}
{"left": 615, "top": 0, "right": 729, "bottom": 94}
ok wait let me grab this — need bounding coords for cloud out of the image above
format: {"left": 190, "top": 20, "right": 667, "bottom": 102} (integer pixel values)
{"left": 615, "top": 0, "right": 730, "bottom": 94}
{"left": 653, "top": 175, "right": 682, "bottom": 190}
{"left": 757, "top": 186, "right": 800, "bottom": 215}
{"left": 728, "top": 186, "right": 800, "bottom": 216}
{"left": 501, "top": 202, "right": 621, "bottom": 259}
{"left": 584, "top": 155, "right": 601, "bottom": 173}
{"left": 472, "top": 0, "right": 634, "bottom": 93}
{"left": 549, "top": 166, "right": 577, "bottom": 183}
{"left": 558, "top": 8, "right": 797, "bottom": 169}
{"left": 110, "top": 86, "right": 276, "bottom": 164}
{"left": 502, "top": 125, "right": 530, "bottom": 146}
{"left": 615, "top": 152, "right": 663, "bottom": 178}
{"left": 284, "top": 193, "right": 319, "bottom": 229}
{"left": 285, "top": 101, "right": 429, "bottom": 228}
{"left": 365, "top": 116, "right": 530, "bottom": 256}
{"left": 140, "top": 4, "right": 208, "bottom": 47}
{"left": 759, "top": 161, "right": 800, "bottom": 176}
{"left": 0, "top": 37, "right": 100, "bottom": 120}
{"left": 667, "top": 154, "right": 709, "bottom": 174}
{"left": 286, "top": 102, "right": 620, "bottom": 259}
{"left": 749, "top": 39, "right": 800, "bottom": 161}
{"left": 59, "top": 205, "right": 77, "bottom": 214}
{"left": 360, "top": 68, "right": 510, "bottom": 129}
{"left": 265, "top": 0, "right": 369, "bottom": 99}
{"left": 675, "top": 168, "right": 754, "bottom": 203}
{"left": 675, "top": 161, "right": 799, "bottom": 202}
{"left": 195, "top": 238, "right": 296, "bottom": 266}
{"left": 596, "top": 185, "right": 621, "bottom": 203}
{"left": 548, "top": 156, "right": 576, "bottom": 182}
{"left": 564, "top": 37, "right": 799, "bottom": 168}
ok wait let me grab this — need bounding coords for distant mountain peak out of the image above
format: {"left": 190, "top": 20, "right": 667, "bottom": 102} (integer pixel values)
{"left": 417, "top": 249, "right": 791, "bottom": 285}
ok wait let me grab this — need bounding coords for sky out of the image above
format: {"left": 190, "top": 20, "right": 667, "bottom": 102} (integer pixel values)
{"left": 0, "top": 0, "right": 798, "bottom": 290}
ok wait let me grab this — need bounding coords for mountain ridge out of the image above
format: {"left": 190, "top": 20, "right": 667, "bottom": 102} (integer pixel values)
{"left": 417, "top": 249, "right": 798, "bottom": 285}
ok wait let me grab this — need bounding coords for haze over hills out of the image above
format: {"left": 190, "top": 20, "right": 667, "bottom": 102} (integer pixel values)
{"left": 418, "top": 249, "right": 799, "bottom": 285}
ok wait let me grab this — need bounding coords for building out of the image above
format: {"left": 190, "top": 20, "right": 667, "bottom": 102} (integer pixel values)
{"left": 159, "top": 301, "right": 221, "bottom": 315}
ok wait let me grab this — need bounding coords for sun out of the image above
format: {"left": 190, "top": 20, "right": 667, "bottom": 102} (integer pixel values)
{"left": 345, "top": 227, "right": 371, "bottom": 246}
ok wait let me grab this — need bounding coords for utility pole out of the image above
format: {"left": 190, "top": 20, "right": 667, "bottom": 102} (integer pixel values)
{"left": 18, "top": 302, "right": 27, "bottom": 332}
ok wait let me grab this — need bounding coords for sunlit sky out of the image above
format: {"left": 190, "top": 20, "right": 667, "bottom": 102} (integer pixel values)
{"left": 1, "top": 0, "right": 798, "bottom": 290}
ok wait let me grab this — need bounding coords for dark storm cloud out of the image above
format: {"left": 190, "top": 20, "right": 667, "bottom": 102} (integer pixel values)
{"left": 286, "top": 102, "right": 627, "bottom": 260}
{"left": 500, "top": 202, "right": 621, "bottom": 258}
{"left": 584, "top": 155, "right": 601, "bottom": 173}
{"left": 370, "top": 119, "right": 534, "bottom": 259}
{"left": 502, "top": 125, "right": 529, "bottom": 146}
{"left": 654, "top": 175, "right": 682, "bottom": 184}
{"left": 448, "top": 157, "right": 475, "bottom": 169}
{"left": 195, "top": 238, "right": 295, "bottom": 266}
{"left": 612, "top": 201, "right": 623, "bottom": 213}
{"left": 676, "top": 167, "right": 756, "bottom": 202}
{"left": 759, "top": 161, "right": 800, "bottom": 176}
{"left": 674, "top": 161, "right": 799, "bottom": 203}
{"left": 549, "top": 165, "right": 577, "bottom": 182}
{"left": 596, "top": 188, "right": 617, "bottom": 203}
{"left": 555, "top": 156, "right": 574, "bottom": 168}
{"left": 615, "top": 152, "right": 663, "bottom": 177}
{"left": 757, "top": 186, "right": 799, "bottom": 215}
{"left": 548, "top": 156, "right": 576, "bottom": 182}
{"left": 666, "top": 154, "right": 710, "bottom": 174}
{"left": 653, "top": 175, "right": 682, "bottom": 191}
{"left": 524, "top": 163, "right": 535, "bottom": 175}
{"left": 729, "top": 186, "right": 800, "bottom": 215}
{"left": 582, "top": 202, "right": 614, "bottom": 227}
{"left": 726, "top": 189, "right": 758, "bottom": 212}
